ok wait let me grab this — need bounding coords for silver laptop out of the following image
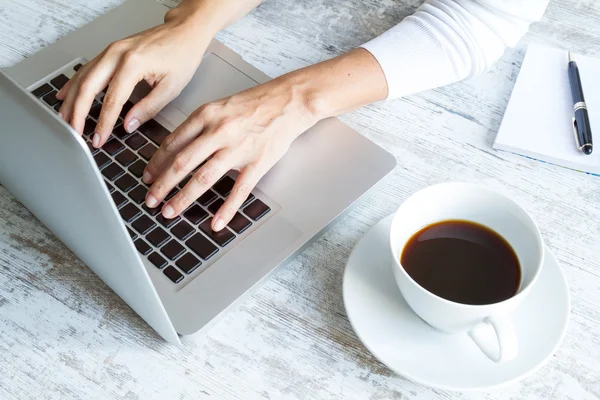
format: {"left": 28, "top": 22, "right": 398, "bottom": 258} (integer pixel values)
{"left": 0, "top": 0, "right": 395, "bottom": 344}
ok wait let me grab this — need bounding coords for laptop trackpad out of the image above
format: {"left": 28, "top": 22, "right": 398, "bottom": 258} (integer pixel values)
{"left": 169, "top": 53, "right": 259, "bottom": 116}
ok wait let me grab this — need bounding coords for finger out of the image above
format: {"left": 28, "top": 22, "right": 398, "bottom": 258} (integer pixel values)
{"left": 93, "top": 64, "right": 140, "bottom": 147}
{"left": 123, "top": 78, "right": 178, "bottom": 134}
{"left": 63, "top": 59, "right": 115, "bottom": 134}
{"left": 56, "top": 60, "right": 91, "bottom": 101}
{"left": 56, "top": 80, "right": 73, "bottom": 122}
{"left": 70, "top": 84, "right": 98, "bottom": 135}
{"left": 57, "top": 61, "right": 94, "bottom": 122}
{"left": 56, "top": 78, "right": 72, "bottom": 101}
{"left": 212, "top": 164, "right": 265, "bottom": 231}
{"left": 143, "top": 111, "right": 205, "bottom": 184}
{"left": 57, "top": 70, "right": 85, "bottom": 124}
{"left": 161, "top": 150, "right": 233, "bottom": 219}
{"left": 145, "top": 131, "right": 219, "bottom": 208}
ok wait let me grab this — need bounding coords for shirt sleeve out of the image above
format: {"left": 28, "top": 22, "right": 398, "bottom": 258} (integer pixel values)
{"left": 360, "top": 0, "right": 550, "bottom": 99}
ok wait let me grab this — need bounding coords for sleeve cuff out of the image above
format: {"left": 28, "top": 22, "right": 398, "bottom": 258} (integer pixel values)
{"left": 360, "top": 15, "right": 461, "bottom": 100}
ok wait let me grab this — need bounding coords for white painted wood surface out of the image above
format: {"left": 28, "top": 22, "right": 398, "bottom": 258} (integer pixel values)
{"left": 1, "top": 0, "right": 599, "bottom": 398}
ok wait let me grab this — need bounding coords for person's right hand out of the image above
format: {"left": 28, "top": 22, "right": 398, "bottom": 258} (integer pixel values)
{"left": 56, "top": 6, "right": 212, "bottom": 148}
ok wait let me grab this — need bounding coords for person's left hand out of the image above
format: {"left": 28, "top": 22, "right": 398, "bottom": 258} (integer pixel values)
{"left": 143, "top": 75, "right": 317, "bottom": 231}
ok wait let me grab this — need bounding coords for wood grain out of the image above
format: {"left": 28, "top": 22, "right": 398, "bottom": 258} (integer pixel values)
{"left": 1, "top": 0, "right": 599, "bottom": 399}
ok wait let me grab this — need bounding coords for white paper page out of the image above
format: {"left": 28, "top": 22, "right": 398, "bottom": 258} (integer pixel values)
{"left": 494, "top": 43, "right": 600, "bottom": 175}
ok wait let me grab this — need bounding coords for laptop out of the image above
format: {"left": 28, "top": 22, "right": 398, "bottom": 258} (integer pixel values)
{"left": 0, "top": 0, "right": 395, "bottom": 344}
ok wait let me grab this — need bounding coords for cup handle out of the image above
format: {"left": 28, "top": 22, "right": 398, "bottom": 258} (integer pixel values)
{"left": 468, "top": 315, "right": 518, "bottom": 363}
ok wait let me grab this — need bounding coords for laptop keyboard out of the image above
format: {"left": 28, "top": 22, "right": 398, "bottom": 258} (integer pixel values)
{"left": 30, "top": 63, "right": 274, "bottom": 285}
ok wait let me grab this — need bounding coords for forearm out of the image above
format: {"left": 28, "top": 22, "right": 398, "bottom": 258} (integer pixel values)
{"left": 166, "top": 0, "right": 264, "bottom": 37}
{"left": 360, "top": 0, "right": 550, "bottom": 99}
{"left": 286, "top": 48, "right": 388, "bottom": 121}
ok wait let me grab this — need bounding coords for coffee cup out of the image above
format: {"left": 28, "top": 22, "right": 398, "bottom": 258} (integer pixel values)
{"left": 389, "top": 182, "right": 544, "bottom": 363}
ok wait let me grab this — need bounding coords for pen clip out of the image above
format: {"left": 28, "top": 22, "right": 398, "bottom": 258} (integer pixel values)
{"left": 572, "top": 117, "right": 582, "bottom": 149}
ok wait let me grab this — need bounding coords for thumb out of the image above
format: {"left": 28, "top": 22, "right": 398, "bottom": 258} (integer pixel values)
{"left": 123, "top": 79, "right": 180, "bottom": 133}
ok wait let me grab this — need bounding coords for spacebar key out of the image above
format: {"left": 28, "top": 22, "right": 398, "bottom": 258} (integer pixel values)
{"left": 138, "top": 119, "right": 170, "bottom": 145}
{"left": 185, "top": 233, "right": 218, "bottom": 260}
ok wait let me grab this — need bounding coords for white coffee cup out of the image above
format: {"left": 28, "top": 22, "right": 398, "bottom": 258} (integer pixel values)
{"left": 389, "top": 182, "right": 544, "bottom": 363}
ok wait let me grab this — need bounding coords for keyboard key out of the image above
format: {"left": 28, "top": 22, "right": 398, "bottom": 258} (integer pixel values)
{"left": 198, "top": 190, "right": 217, "bottom": 206}
{"left": 113, "top": 124, "right": 131, "bottom": 140}
{"left": 178, "top": 175, "right": 192, "bottom": 189}
{"left": 176, "top": 253, "right": 201, "bottom": 274}
{"left": 160, "top": 239, "right": 185, "bottom": 260}
{"left": 128, "top": 185, "right": 147, "bottom": 204}
{"left": 244, "top": 199, "right": 271, "bottom": 221}
{"left": 105, "top": 181, "right": 115, "bottom": 193}
{"left": 94, "top": 152, "right": 111, "bottom": 169}
{"left": 163, "top": 266, "right": 184, "bottom": 283}
{"left": 148, "top": 252, "right": 167, "bottom": 269}
{"left": 31, "top": 83, "right": 53, "bottom": 98}
{"left": 138, "top": 143, "right": 157, "bottom": 161}
{"left": 119, "top": 203, "right": 141, "bottom": 222}
{"left": 115, "top": 173, "right": 138, "bottom": 192}
{"left": 120, "top": 100, "right": 135, "bottom": 119}
{"left": 200, "top": 218, "right": 235, "bottom": 247}
{"left": 127, "top": 227, "right": 138, "bottom": 240}
{"left": 74, "top": 63, "right": 83, "bottom": 71}
{"left": 228, "top": 212, "right": 252, "bottom": 234}
{"left": 125, "top": 133, "right": 147, "bottom": 150}
{"left": 83, "top": 119, "right": 96, "bottom": 136}
{"left": 156, "top": 214, "right": 181, "bottom": 229}
{"left": 171, "top": 221, "right": 195, "bottom": 240}
{"left": 128, "top": 159, "right": 147, "bottom": 178}
{"left": 241, "top": 193, "right": 255, "bottom": 209}
{"left": 50, "top": 74, "right": 69, "bottom": 90}
{"left": 132, "top": 215, "right": 156, "bottom": 235}
{"left": 101, "top": 162, "right": 125, "bottom": 181}
{"left": 186, "top": 233, "right": 219, "bottom": 260}
{"left": 146, "top": 227, "right": 170, "bottom": 247}
{"left": 134, "top": 239, "right": 152, "bottom": 255}
{"left": 53, "top": 102, "right": 63, "bottom": 112}
{"left": 165, "top": 188, "right": 179, "bottom": 200}
{"left": 111, "top": 191, "right": 127, "bottom": 208}
{"left": 213, "top": 176, "right": 235, "bottom": 197}
{"left": 89, "top": 103, "right": 102, "bottom": 119}
{"left": 103, "top": 139, "right": 124, "bottom": 156}
{"left": 138, "top": 119, "right": 170, "bottom": 145}
{"left": 42, "top": 91, "right": 60, "bottom": 106}
{"left": 208, "top": 198, "right": 224, "bottom": 215}
{"left": 115, "top": 149, "right": 137, "bottom": 167}
{"left": 143, "top": 203, "right": 163, "bottom": 217}
{"left": 183, "top": 204, "right": 208, "bottom": 224}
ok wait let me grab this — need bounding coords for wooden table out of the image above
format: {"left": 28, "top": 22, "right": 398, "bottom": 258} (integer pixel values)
{"left": 1, "top": 0, "right": 599, "bottom": 398}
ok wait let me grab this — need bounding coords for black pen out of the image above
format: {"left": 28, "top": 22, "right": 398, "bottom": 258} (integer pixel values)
{"left": 568, "top": 51, "right": 593, "bottom": 155}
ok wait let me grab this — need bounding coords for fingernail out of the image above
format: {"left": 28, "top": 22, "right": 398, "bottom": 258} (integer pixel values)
{"left": 162, "top": 205, "right": 175, "bottom": 219}
{"left": 126, "top": 118, "right": 140, "bottom": 133}
{"left": 213, "top": 217, "right": 225, "bottom": 231}
{"left": 92, "top": 133, "right": 100, "bottom": 148}
{"left": 146, "top": 194, "right": 158, "bottom": 208}
{"left": 142, "top": 171, "right": 152, "bottom": 184}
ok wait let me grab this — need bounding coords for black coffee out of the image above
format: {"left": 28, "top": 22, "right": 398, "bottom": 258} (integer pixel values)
{"left": 401, "top": 220, "right": 520, "bottom": 305}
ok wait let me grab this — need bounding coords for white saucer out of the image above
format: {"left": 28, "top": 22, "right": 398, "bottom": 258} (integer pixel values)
{"left": 343, "top": 215, "right": 570, "bottom": 391}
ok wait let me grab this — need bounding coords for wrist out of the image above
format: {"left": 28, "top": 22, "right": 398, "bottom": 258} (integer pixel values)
{"left": 166, "top": 0, "right": 263, "bottom": 39}
{"left": 164, "top": 1, "right": 226, "bottom": 39}
{"left": 285, "top": 49, "right": 389, "bottom": 122}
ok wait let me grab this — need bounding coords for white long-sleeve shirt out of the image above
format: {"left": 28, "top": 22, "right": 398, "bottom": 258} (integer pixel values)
{"left": 361, "top": 0, "right": 549, "bottom": 99}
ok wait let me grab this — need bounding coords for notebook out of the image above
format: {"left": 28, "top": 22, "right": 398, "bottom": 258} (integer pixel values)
{"left": 494, "top": 43, "right": 600, "bottom": 175}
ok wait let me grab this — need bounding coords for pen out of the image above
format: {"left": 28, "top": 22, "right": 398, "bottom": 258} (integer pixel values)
{"left": 568, "top": 51, "right": 593, "bottom": 155}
